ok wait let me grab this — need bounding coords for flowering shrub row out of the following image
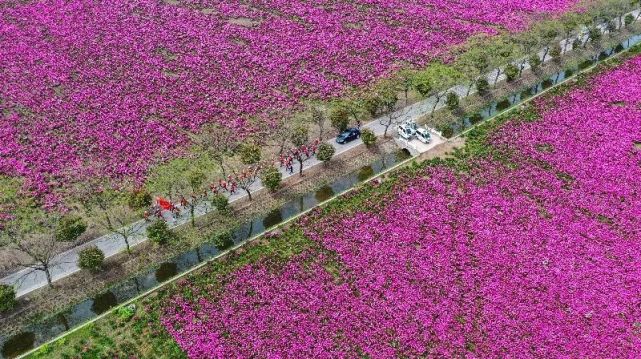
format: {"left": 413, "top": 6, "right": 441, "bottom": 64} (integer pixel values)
{"left": 0, "top": 0, "right": 579, "bottom": 204}
{"left": 162, "top": 52, "right": 641, "bottom": 357}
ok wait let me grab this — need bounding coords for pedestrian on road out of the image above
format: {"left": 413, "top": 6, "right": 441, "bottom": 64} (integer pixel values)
{"left": 227, "top": 175, "right": 235, "bottom": 191}
{"left": 357, "top": 120, "right": 362, "bottom": 129}
{"left": 286, "top": 156, "right": 294, "bottom": 174}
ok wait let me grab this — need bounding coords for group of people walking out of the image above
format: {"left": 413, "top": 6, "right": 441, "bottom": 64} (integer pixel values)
{"left": 144, "top": 174, "right": 244, "bottom": 222}
{"left": 278, "top": 139, "right": 322, "bottom": 174}
{"left": 144, "top": 138, "right": 323, "bottom": 222}
{"left": 279, "top": 154, "right": 296, "bottom": 174}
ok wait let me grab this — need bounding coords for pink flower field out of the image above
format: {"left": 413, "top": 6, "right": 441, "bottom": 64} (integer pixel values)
{"left": 0, "top": 0, "right": 580, "bottom": 203}
{"left": 161, "top": 53, "right": 641, "bottom": 357}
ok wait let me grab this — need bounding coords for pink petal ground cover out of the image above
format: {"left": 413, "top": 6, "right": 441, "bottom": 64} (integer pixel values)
{"left": 0, "top": 0, "right": 579, "bottom": 204}
{"left": 161, "top": 54, "right": 641, "bottom": 357}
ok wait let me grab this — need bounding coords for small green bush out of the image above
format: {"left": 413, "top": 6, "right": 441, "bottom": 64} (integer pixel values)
{"left": 55, "top": 215, "right": 87, "bottom": 242}
{"left": 572, "top": 38, "right": 582, "bottom": 50}
{"left": 36, "top": 343, "right": 52, "bottom": 356}
{"left": 260, "top": 166, "right": 282, "bottom": 192}
{"left": 0, "top": 284, "right": 16, "bottom": 312}
{"left": 625, "top": 14, "right": 635, "bottom": 27}
{"left": 316, "top": 143, "right": 336, "bottom": 164}
{"left": 504, "top": 64, "right": 519, "bottom": 82}
{"left": 549, "top": 44, "right": 562, "bottom": 63}
{"left": 468, "top": 113, "right": 483, "bottom": 125}
{"left": 212, "top": 230, "right": 234, "bottom": 251}
{"left": 211, "top": 194, "right": 230, "bottom": 213}
{"left": 361, "top": 128, "right": 377, "bottom": 147}
{"left": 588, "top": 27, "right": 602, "bottom": 43}
{"left": 445, "top": 92, "right": 459, "bottom": 111}
{"left": 78, "top": 246, "right": 105, "bottom": 272}
{"left": 438, "top": 125, "right": 454, "bottom": 139}
{"left": 475, "top": 78, "right": 490, "bottom": 95}
{"left": 146, "top": 220, "right": 175, "bottom": 245}
{"left": 116, "top": 304, "right": 136, "bottom": 322}
{"left": 606, "top": 20, "right": 616, "bottom": 33}
{"left": 127, "top": 190, "right": 152, "bottom": 209}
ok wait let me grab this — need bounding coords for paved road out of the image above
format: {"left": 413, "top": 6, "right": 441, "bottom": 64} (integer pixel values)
{"left": 0, "top": 97, "right": 447, "bottom": 297}
{"left": 2, "top": 10, "right": 638, "bottom": 298}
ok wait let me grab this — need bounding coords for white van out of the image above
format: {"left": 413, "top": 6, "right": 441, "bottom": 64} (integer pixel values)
{"left": 397, "top": 120, "right": 418, "bottom": 140}
{"left": 415, "top": 128, "right": 432, "bottom": 144}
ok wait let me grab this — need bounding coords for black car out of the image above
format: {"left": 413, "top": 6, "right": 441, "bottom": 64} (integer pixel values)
{"left": 336, "top": 128, "right": 361, "bottom": 144}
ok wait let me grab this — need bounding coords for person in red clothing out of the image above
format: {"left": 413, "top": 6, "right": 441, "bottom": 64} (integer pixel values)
{"left": 286, "top": 156, "right": 294, "bottom": 174}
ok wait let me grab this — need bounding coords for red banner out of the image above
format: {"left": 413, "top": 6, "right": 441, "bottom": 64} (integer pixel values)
{"left": 157, "top": 197, "right": 172, "bottom": 210}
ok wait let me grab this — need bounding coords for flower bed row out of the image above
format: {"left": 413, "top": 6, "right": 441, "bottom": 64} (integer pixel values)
{"left": 0, "top": 0, "right": 581, "bottom": 204}
{"left": 161, "top": 50, "right": 641, "bottom": 357}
